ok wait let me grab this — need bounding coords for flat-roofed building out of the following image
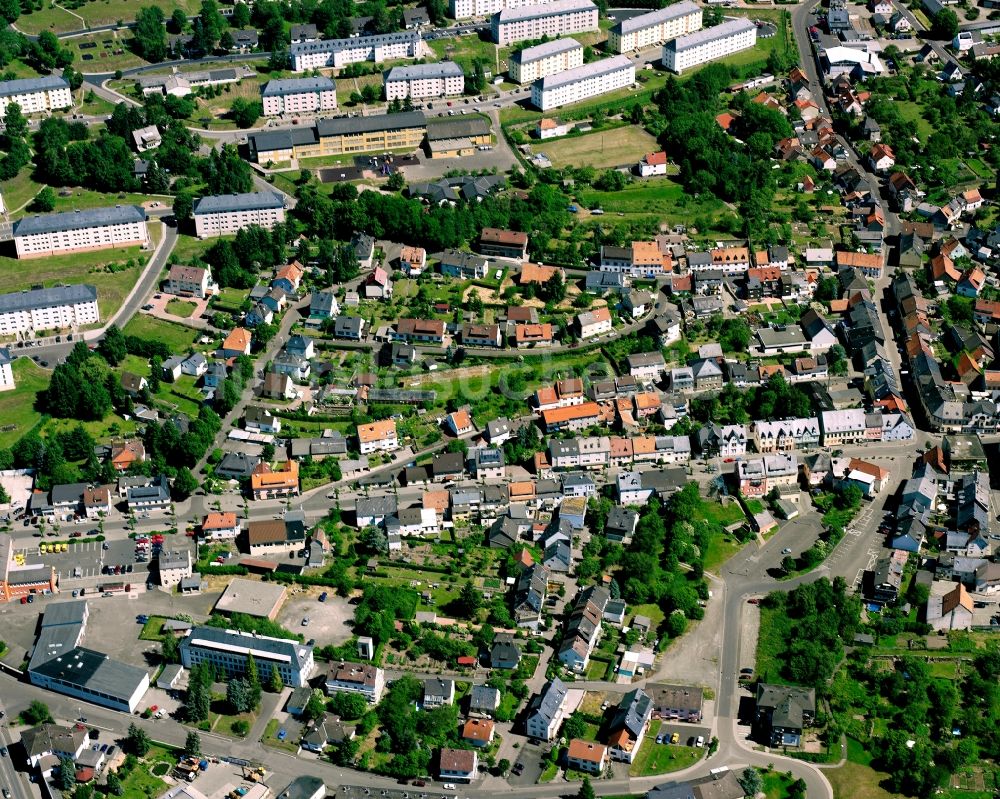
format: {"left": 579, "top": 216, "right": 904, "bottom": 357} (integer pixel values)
{"left": 0, "top": 75, "right": 71, "bottom": 115}
{"left": 509, "top": 37, "right": 584, "bottom": 83}
{"left": 262, "top": 77, "right": 338, "bottom": 116}
{"left": 180, "top": 626, "right": 316, "bottom": 687}
{"left": 13, "top": 205, "right": 149, "bottom": 259}
{"left": 290, "top": 30, "right": 420, "bottom": 71}
{"left": 662, "top": 17, "right": 757, "bottom": 74}
{"left": 0, "top": 284, "right": 99, "bottom": 335}
{"left": 28, "top": 645, "right": 150, "bottom": 713}
{"left": 531, "top": 55, "right": 635, "bottom": 110}
{"left": 193, "top": 192, "right": 286, "bottom": 238}
{"left": 492, "top": 0, "right": 599, "bottom": 46}
{"left": 214, "top": 577, "right": 288, "bottom": 620}
{"left": 608, "top": 0, "right": 702, "bottom": 53}
{"left": 385, "top": 62, "right": 465, "bottom": 100}
{"left": 249, "top": 113, "right": 428, "bottom": 162}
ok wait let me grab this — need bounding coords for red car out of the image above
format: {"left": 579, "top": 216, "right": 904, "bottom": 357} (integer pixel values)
{"left": 747, "top": 598, "right": 760, "bottom": 605}
{"left": 69, "top": 532, "right": 83, "bottom": 538}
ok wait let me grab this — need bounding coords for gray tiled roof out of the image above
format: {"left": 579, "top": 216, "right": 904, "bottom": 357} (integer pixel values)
{"left": 193, "top": 192, "right": 284, "bottom": 215}
{"left": 14, "top": 205, "right": 145, "bottom": 236}
{"left": 262, "top": 76, "right": 335, "bottom": 96}
{"left": 612, "top": 1, "right": 700, "bottom": 35}
{"left": 316, "top": 111, "right": 426, "bottom": 138}
{"left": 512, "top": 37, "right": 582, "bottom": 65}
{"left": 0, "top": 75, "right": 68, "bottom": 97}
{"left": 538, "top": 55, "right": 633, "bottom": 92}
{"left": 385, "top": 61, "right": 463, "bottom": 81}
{"left": 290, "top": 30, "right": 418, "bottom": 55}
{"left": 666, "top": 17, "right": 756, "bottom": 53}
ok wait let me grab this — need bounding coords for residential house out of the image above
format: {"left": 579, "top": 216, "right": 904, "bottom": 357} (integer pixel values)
{"left": 608, "top": 688, "right": 653, "bottom": 763}
{"left": 756, "top": 683, "right": 816, "bottom": 746}
{"left": 567, "top": 740, "right": 607, "bottom": 774}
{"left": 245, "top": 406, "right": 281, "bottom": 435}
{"left": 250, "top": 461, "right": 300, "bottom": 500}
{"left": 526, "top": 678, "right": 569, "bottom": 741}
{"left": 577, "top": 307, "right": 613, "bottom": 339}
{"left": 424, "top": 678, "right": 455, "bottom": 708}
{"left": 438, "top": 748, "right": 477, "bottom": 783}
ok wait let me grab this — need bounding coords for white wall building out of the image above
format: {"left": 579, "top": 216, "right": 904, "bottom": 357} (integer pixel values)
{"left": 179, "top": 626, "right": 316, "bottom": 687}
{"left": 531, "top": 55, "right": 635, "bottom": 111}
{"left": 0, "top": 348, "right": 14, "bottom": 391}
{"left": 509, "top": 38, "right": 584, "bottom": 83}
{"left": 451, "top": 0, "right": 559, "bottom": 20}
{"left": 0, "top": 284, "right": 99, "bottom": 336}
{"left": 192, "top": 192, "right": 286, "bottom": 238}
{"left": 662, "top": 17, "right": 757, "bottom": 74}
{"left": 290, "top": 30, "right": 420, "bottom": 71}
{"left": 607, "top": 0, "right": 702, "bottom": 53}
{"left": 0, "top": 75, "right": 72, "bottom": 115}
{"left": 13, "top": 205, "right": 149, "bottom": 259}
{"left": 384, "top": 62, "right": 465, "bottom": 100}
{"left": 492, "top": 0, "right": 599, "bottom": 46}
{"left": 262, "top": 77, "right": 338, "bottom": 116}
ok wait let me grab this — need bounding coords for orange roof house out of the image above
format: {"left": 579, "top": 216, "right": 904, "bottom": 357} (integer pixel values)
{"left": 930, "top": 254, "right": 960, "bottom": 282}
{"left": 250, "top": 460, "right": 299, "bottom": 499}
{"left": 222, "top": 327, "right": 252, "bottom": 356}
{"left": 515, "top": 323, "right": 554, "bottom": 346}
{"left": 110, "top": 439, "right": 145, "bottom": 472}
{"left": 357, "top": 419, "right": 397, "bottom": 445}
{"left": 203, "top": 512, "right": 238, "bottom": 532}
{"left": 274, "top": 261, "right": 304, "bottom": 290}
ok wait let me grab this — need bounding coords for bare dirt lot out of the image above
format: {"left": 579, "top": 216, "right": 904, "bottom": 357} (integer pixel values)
{"left": 276, "top": 586, "right": 355, "bottom": 647}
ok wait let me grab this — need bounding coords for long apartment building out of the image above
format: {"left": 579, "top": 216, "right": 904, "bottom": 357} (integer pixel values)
{"left": 179, "top": 626, "right": 316, "bottom": 687}
{"left": 290, "top": 30, "right": 420, "bottom": 71}
{"left": 451, "top": 0, "right": 558, "bottom": 20}
{"left": 248, "top": 112, "right": 427, "bottom": 163}
{"left": 510, "top": 38, "right": 584, "bottom": 84}
{"left": 13, "top": 205, "right": 149, "bottom": 259}
{"left": 607, "top": 0, "right": 702, "bottom": 53}
{"left": 0, "top": 75, "right": 72, "bottom": 115}
{"left": 662, "top": 17, "right": 757, "bottom": 74}
{"left": 0, "top": 285, "right": 99, "bottom": 336}
{"left": 262, "top": 77, "right": 338, "bottom": 116}
{"left": 531, "top": 55, "right": 635, "bottom": 111}
{"left": 384, "top": 62, "right": 465, "bottom": 100}
{"left": 492, "top": 0, "right": 599, "bottom": 46}
{"left": 192, "top": 192, "right": 286, "bottom": 238}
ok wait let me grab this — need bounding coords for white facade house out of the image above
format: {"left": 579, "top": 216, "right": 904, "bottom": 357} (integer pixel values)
{"left": 0, "top": 347, "right": 14, "bottom": 391}
{"left": 509, "top": 38, "right": 584, "bottom": 83}
{"left": 0, "top": 75, "right": 72, "bottom": 115}
{"left": 492, "top": 0, "right": 599, "bottom": 46}
{"left": 262, "top": 77, "right": 338, "bottom": 116}
{"left": 180, "top": 626, "right": 316, "bottom": 688}
{"left": 192, "top": 192, "right": 286, "bottom": 238}
{"left": 384, "top": 62, "right": 464, "bottom": 100}
{"left": 0, "top": 284, "right": 99, "bottom": 336}
{"left": 290, "top": 31, "right": 420, "bottom": 71}
{"left": 662, "top": 17, "right": 757, "bottom": 74}
{"left": 607, "top": 1, "right": 702, "bottom": 53}
{"left": 13, "top": 205, "right": 149, "bottom": 259}
{"left": 450, "top": 0, "right": 559, "bottom": 20}
{"left": 532, "top": 54, "right": 635, "bottom": 110}
{"left": 165, "top": 264, "right": 212, "bottom": 298}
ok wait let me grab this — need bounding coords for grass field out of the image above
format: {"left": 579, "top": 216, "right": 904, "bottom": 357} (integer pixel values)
{"left": 543, "top": 127, "right": 659, "bottom": 170}
{"left": 0, "top": 242, "right": 146, "bottom": 320}
{"left": 166, "top": 299, "right": 198, "bottom": 318}
{"left": 428, "top": 33, "right": 499, "bottom": 74}
{"left": 117, "top": 744, "right": 176, "bottom": 798}
{"left": 18, "top": 0, "right": 201, "bottom": 34}
{"left": 71, "top": 30, "right": 149, "bottom": 71}
{"left": 171, "top": 233, "right": 219, "bottom": 264}
{"left": 0, "top": 359, "right": 48, "bottom": 448}
{"left": 826, "top": 739, "right": 895, "bottom": 799}
{"left": 756, "top": 603, "right": 796, "bottom": 684}
{"left": 193, "top": 75, "right": 267, "bottom": 129}
{"left": 6, "top": 178, "right": 153, "bottom": 219}
{"left": 893, "top": 101, "right": 934, "bottom": 142}
{"left": 123, "top": 315, "right": 200, "bottom": 351}
{"left": 576, "top": 178, "right": 727, "bottom": 228}
{"left": 501, "top": 72, "right": 669, "bottom": 126}
{"left": 629, "top": 720, "right": 703, "bottom": 776}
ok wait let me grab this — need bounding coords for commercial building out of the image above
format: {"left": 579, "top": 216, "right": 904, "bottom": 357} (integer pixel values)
{"left": 13, "top": 205, "right": 149, "bottom": 259}
{"left": 0, "top": 75, "right": 72, "bottom": 115}
{"left": 608, "top": 1, "right": 702, "bottom": 53}
{"left": 0, "top": 284, "right": 99, "bottom": 336}
{"left": 662, "top": 17, "right": 757, "bottom": 74}
{"left": 262, "top": 77, "right": 338, "bottom": 116}
{"left": 214, "top": 577, "right": 287, "bottom": 620}
{"left": 509, "top": 37, "right": 584, "bottom": 83}
{"left": 248, "top": 112, "right": 428, "bottom": 163}
{"left": 1, "top": 536, "right": 57, "bottom": 602}
{"left": 492, "top": 0, "right": 599, "bottom": 46}
{"left": 325, "top": 661, "right": 386, "bottom": 703}
{"left": 290, "top": 30, "right": 420, "bottom": 71}
{"left": 179, "top": 626, "right": 316, "bottom": 687}
{"left": 531, "top": 55, "right": 635, "bottom": 111}
{"left": 192, "top": 192, "right": 286, "bottom": 238}
{"left": 384, "top": 62, "right": 465, "bottom": 100}
{"left": 425, "top": 116, "right": 492, "bottom": 158}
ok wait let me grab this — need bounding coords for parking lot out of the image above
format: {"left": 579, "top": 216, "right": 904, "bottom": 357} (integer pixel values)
{"left": 277, "top": 588, "right": 355, "bottom": 647}
{"left": 654, "top": 722, "right": 712, "bottom": 748}
{"left": 506, "top": 741, "right": 547, "bottom": 787}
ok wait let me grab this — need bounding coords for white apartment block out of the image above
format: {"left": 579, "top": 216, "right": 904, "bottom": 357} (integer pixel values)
{"left": 290, "top": 30, "right": 420, "bottom": 71}
{"left": 262, "top": 77, "right": 338, "bottom": 116}
{"left": 0, "top": 348, "right": 13, "bottom": 391}
{"left": 662, "top": 17, "right": 757, "bottom": 74}
{"left": 492, "top": 0, "right": 599, "bottom": 46}
{"left": 192, "top": 192, "right": 286, "bottom": 238}
{"left": 607, "top": 0, "right": 702, "bottom": 53}
{"left": 384, "top": 62, "right": 465, "bottom": 100}
{"left": 13, "top": 205, "right": 149, "bottom": 259}
{"left": 0, "top": 285, "right": 99, "bottom": 336}
{"left": 179, "top": 627, "right": 316, "bottom": 688}
{"left": 510, "top": 38, "right": 584, "bottom": 84}
{"left": 532, "top": 54, "right": 635, "bottom": 111}
{"left": 0, "top": 75, "right": 72, "bottom": 116}
{"left": 451, "top": 0, "right": 558, "bottom": 20}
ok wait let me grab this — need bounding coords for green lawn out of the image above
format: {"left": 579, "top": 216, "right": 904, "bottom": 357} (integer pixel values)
{"left": 576, "top": 179, "right": 726, "bottom": 227}
{"left": 629, "top": 721, "right": 703, "bottom": 776}
{"left": 427, "top": 34, "right": 499, "bottom": 74}
{"left": 18, "top": 0, "right": 202, "bottom": 33}
{"left": 756, "top": 603, "right": 795, "bottom": 684}
{"left": 123, "top": 315, "right": 199, "bottom": 351}
{"left": 116, "top": 744, "right": 177, "bottom": 798}
{"left": 630, "top": 603, "right": 665, "bottom": 632}
{"left": 0, "top": 358, "right": 48, "bottom": 448}
{"left": 70, "top": 30, "right": 149, "bottom": 71}
{"left": 138, "top": 616, "right": 167, "bottom": 641}
{"left": 893, "top": 101, "right": 934, "bottom": 142}
{"left": 12, "top": 186, "right": 153, "bottom": 219}
{"left": 166, "top": 299, "right": 198, "bottom": 318}
{"left": 171, "top": 233, "right": 219, "bottom": 264}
